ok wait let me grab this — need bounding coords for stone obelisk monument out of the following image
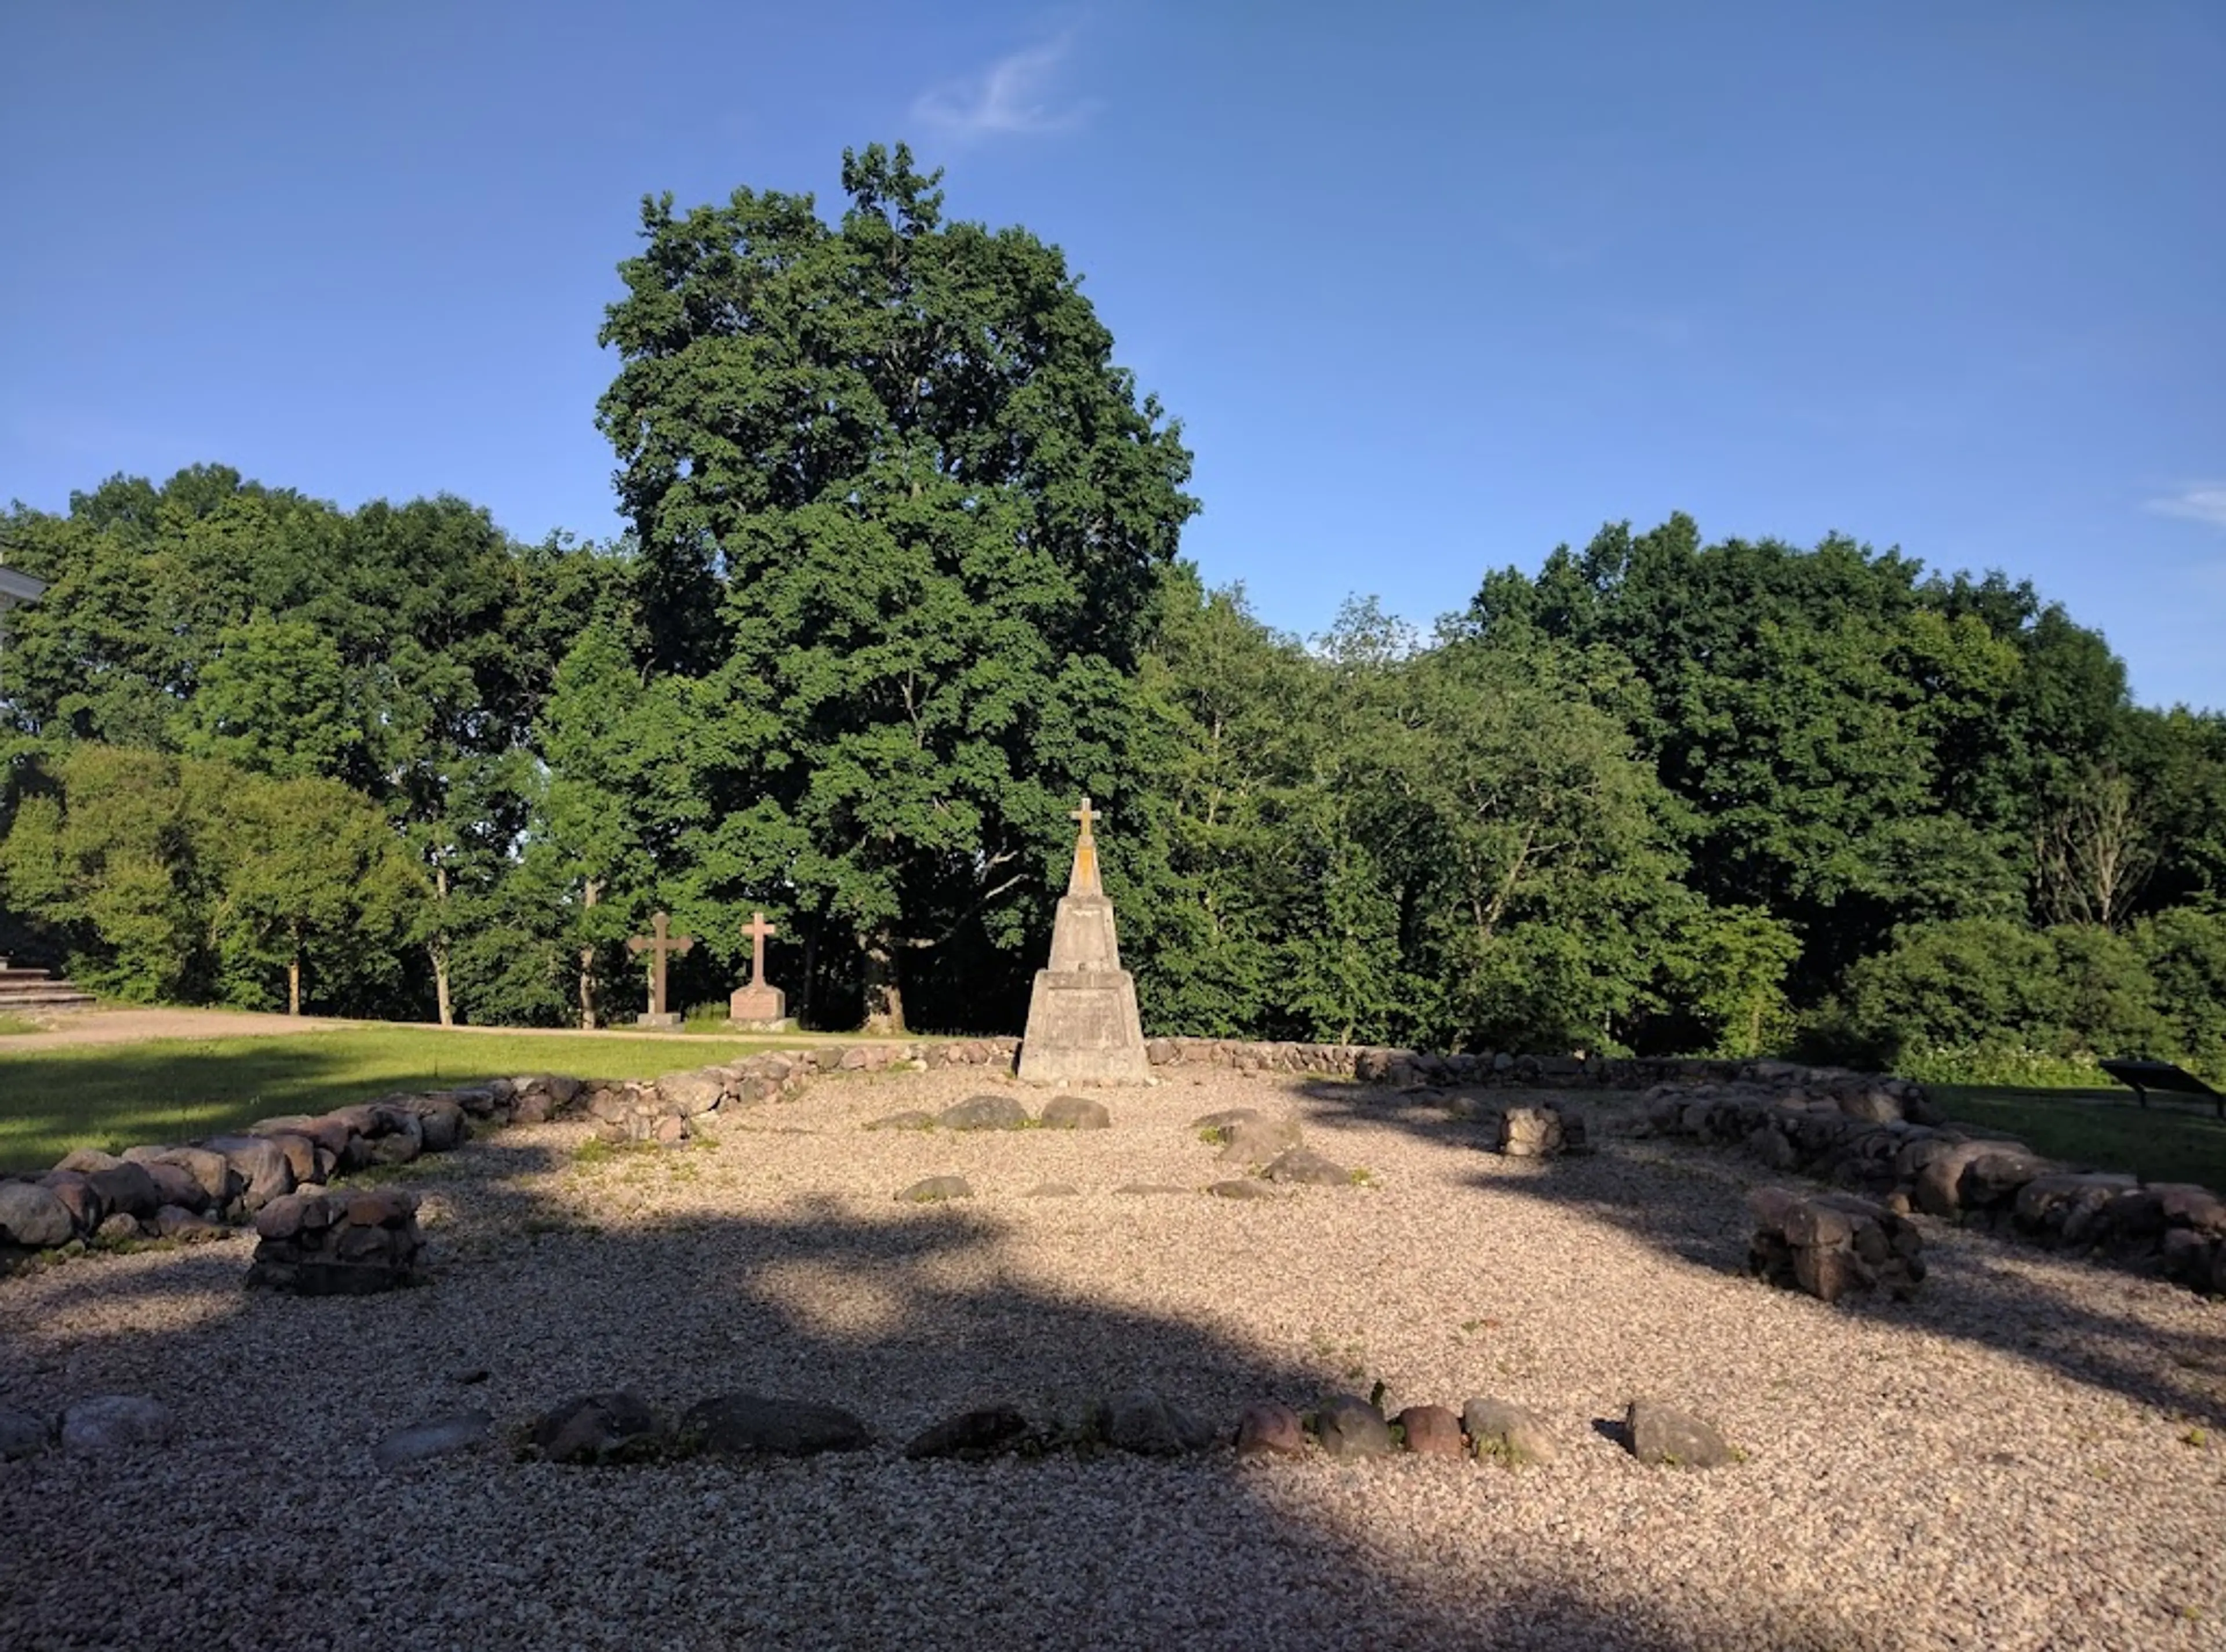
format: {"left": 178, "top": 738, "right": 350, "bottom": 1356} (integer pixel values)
{"left": 1017, "top": 797, "right": 1151, "bottom": 1085}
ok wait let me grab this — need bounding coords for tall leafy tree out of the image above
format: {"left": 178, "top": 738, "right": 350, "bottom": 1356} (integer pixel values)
{"left": 597, "top": 143, "right": 1196, "bottom": 1029}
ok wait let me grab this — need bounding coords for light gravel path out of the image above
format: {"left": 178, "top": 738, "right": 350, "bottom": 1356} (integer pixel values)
{"left": 0, "top": 1006, "right": 351, "bottom": 1047}
{"left": 3, "top": 1068, "right": 2223, "bottom": 1650}
{"left": 0, "top": 1006, "right": 878, "bottom": 1050}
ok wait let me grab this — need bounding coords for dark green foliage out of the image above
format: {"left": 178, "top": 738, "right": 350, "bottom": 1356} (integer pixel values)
{"left": 1, "top": 469, "right": 622, "bottom": 1020}
{"left": 2, "top": 154, "right": 2217, "bottom": 1065}
{"left": 596, "top": 143, "right": 1196, "bottom": 1029}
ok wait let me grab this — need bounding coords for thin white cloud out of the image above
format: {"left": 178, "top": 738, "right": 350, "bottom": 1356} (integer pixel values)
{"left": 912, "top": 37, "right": 1096, "bottom": 141}
{"left": 2148, "top": 483, "right": 2226, "bottom": 530}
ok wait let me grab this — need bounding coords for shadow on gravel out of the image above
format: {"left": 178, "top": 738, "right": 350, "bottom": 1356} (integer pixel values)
{"left": 1287, "top": 1077, "right": 2226, "bottom": 1429}
{"left": 0, "top": 1127, "right": 1886, "bottom": 1652}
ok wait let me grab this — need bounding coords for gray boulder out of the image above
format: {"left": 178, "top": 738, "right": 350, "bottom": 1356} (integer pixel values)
{"left": 411, "top": 1100, "right": 469, "bottom": 1154}
{"left": 0, "top": 1407, "right": 52, "bottom": 1461}
{"left": 202, "top": 1136, "right": 296, "bottom": 1212}
{"left": 0, "top": 1181, "right": 76, "bottom": 1249}
{"left": 530, "top": 1392, "right": 663, "bottom": 1464}
{"left": 1039, "top": 1095, "right": 1112, "bottom": 1130}
{"left": 1625, "top": 1399, "right": 1733, "bottom": 1468}
{"left": 61, "top": 1395, "right": 176, "bottom": 1455}
{"left": 37, "top": 1170, "right": 102, "bottom": 1232}
{"left": 1395, "top": 1404, "right": 1464, "bottom": 1456}
{"left": 1314, "top": 1394, "right": 1394, "bottom": 1457}
{"left": 896, "top": 1176, "right": 973, "bottom": 1203}
{"left": 939, "top": 1094, "right": 1032, "bottom": 1131}
{"left": 134, "top": 1158, "right": 212, "bottom": 1211}
{"left": 83, "top": 1162, "right": 160, "bottom": 1221}
{"left": 374, "top": 1410, "right": 492, "bottom": 1470}
{"left": 683, "top": 1393, "right": 872, "bottom": 1457}
{"left": 1097, "top": 1390, "right": 1217, "bottom": 1457}
{"left": 1234, "top": 1400, "right": 1307, "bottom": 1457}
{"left": 1461, "top": 1396, "right": 1558, "bottom": 1466}
{"left": 1261, "top": 1147, "right": 1354, "bottom": 1187}
{"left": 1209, "top": 1112, "right": 1304, "bottom": 1166}
{"left": 1207, "top": 1179, "right": 1276, "bottom": 1200}
{"left": 656, "top": 1072, "right": 725, "bottom": 1118}
{"left": 903, "top": 1405, "right": 1032, "bottom": 1461}
{"left": 128, "top": 1145, "right": 239, "bottom": 1208}
{"left": 153, "top": 1206, "right": 228, "bottom": 1243}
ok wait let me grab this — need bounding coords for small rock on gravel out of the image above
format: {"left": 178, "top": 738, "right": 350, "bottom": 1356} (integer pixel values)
{"left": 1625, "top": 1398, "right": 1734, "bottom": 1469}
{"left": 1262, "top": 1147, "right": 1353, "bottom": 1187}
{"left": 1462, "top": 1397, "right": 1558, "bottom": 1465}
{"left": 939, "top": 1094, "right": 1032, "bottom": 1131}
{"left": 61, "top": 1395, "right": 176, "bottom": 1455}
{"left": 1115, "top": 1182, "right": 1191, "bottom": 1196}
{"left": 531, "top": 1391, "right": 663, "bottom": 1464}
{"left": 1395, "top": 1404, "right": 1464, "bottom": 1457}
{"left": 1315, "top": 1394, "right": 1393, "bottom": 1457}
{"left": 896, "top": 1176, "right": 973, "bottom": 1203}
{"left": 1211, "top": 1113, "right": 1305, "bottom": 1165}
{"left": 684, "top": 1393, "right": 872, "bottom": 1457}
{"left": 904, "top": 1405, "right": 1032, "bottom": 1461}
{"left": 375, "top": 1410, "right": 492, "bottom": 1469}
{"left": 1039, "top": 1095, "right": 1111, "bottom": 1130}
{"left": 1207, "top": 1179, "right": 1276, "bottom": 1200}
{"left": 863, "top": 1111, "right": 937, "bottom": 1131}
{"left": 1098, "top": 1390, "right": 1217, "bottom": 1456}
{"left": 1235, "top": 1400, "right": 1307, "bottom": 1457}
{"left": 0, "top": 1407, "right": 52, "bottom": 1460}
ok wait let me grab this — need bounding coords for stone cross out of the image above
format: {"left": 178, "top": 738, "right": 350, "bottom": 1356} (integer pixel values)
{"left": 625, "top": 911, "right": 694, "bottom": 1019}
{"left": 743, "top": 909, "right": 777, "bottom": 985}
{"left": 1068, "top": 795, "right": 1105, "bottom": 897}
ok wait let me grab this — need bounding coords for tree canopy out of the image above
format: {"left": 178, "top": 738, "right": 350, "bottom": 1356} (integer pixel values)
{"left": 2, "top": 143, "right": 2220, "bottom": 1078}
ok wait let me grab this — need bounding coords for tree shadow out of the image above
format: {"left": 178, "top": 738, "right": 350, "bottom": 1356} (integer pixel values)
{"left": 0, "top": 1129, "right": 1907, "bottom": 1651}
{"left": 1287, "top": 1077, "right": 2226, "bottom": 1429}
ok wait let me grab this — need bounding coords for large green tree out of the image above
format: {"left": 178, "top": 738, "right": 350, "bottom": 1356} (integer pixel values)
{"left": 596, "top": 143, "right": 1196, "bottom": 1029}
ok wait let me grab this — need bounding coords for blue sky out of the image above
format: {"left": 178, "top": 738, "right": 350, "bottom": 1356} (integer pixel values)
{"left": 2, "top": 2, "right": 2221, "bottom": 708}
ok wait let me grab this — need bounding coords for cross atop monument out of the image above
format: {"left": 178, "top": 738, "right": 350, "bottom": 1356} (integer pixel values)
{"left": 1067, "top": 795, "right": 1105, "bottom": 896}
{"left": 743, "top": 910, "right": 777, "bottom": 984}
{"left": 625, "top": 910, "right": 694, "bottom": 1022}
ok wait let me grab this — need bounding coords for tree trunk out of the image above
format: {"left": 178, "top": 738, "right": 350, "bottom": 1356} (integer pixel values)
{"left": 578, "top": 878, "right": 602, "bottom": 1030}
{"left": 861, "top": 927, "right": 905, "bottom": 1035}
{"left": 800, "top": 916, "right": 820, "bottom": 1032}
{"left": 287, "top": 951, "right": 301, "bottom": 1017}
{"left": 431, "top": 864, "right": 453, "bottom": 1027}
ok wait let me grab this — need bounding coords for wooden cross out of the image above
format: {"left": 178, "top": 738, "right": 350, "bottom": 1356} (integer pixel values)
{"left": 744, "top": 909, "right": 777, "bottom": 985}
{"left": 625, "top": 911, "right": 694, "bottom": 1018}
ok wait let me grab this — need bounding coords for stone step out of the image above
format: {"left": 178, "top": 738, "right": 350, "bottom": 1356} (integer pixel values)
{"left": 0, "top": 987, "right": 94, "bottom": 1009}
{"left": 0, "top": 968, "right": 94, "bottom": 1010}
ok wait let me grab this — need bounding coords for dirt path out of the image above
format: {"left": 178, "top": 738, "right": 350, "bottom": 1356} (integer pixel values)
{"left": 0, "top": 1005, "right": 888, "bottom": 1051}
{"left": 0, "top": 1006, "right": 353, "bottom": 1049}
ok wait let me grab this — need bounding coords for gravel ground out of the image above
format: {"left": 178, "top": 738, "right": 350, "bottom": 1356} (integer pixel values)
{"left": 4, "top": 1067, "right": 2224, "bottom": 1651}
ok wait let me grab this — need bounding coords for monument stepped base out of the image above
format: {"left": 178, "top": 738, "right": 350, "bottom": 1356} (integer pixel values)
{"left": 0, "top": 960, "right": 93, "bottom": 1013}
{"left": 1017, "top": 970, "right": 1150, "bottom": 1086}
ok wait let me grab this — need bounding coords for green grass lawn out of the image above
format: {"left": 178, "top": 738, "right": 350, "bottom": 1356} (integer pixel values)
{"left": 0, "top": 1027, "right": 805, "bottom": 1173}
{"left": 1931, "top": 1084, "right": 2226, "bottom": 1190}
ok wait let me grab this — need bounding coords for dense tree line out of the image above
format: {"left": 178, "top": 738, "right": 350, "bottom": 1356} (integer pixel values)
{"left": 2, "top": 144, "right": 2220, "bottom": 1075}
